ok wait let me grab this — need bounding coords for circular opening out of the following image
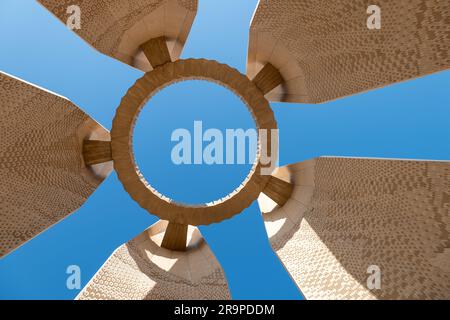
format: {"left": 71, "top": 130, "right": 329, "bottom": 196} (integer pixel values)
{"left": 133, "top": 80, "right": 257, "bottom": 205}
{"left": 112, "top": 59, "right": 276, "bottom": 225}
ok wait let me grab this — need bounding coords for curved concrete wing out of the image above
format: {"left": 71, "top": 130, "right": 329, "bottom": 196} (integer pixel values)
{"left": 77, "top": 221, "right": 231, "bottom": 300}
{"left": 259, "top": 157, "right": 450, "bottom": 299}
{"left": 38, "top": 0, "right": 198, "bottom": 71}
{"left": 0, "top": 71, "right": 112, "bottom": 258}
{"left": 248, "top": 0, "right": 450, "bottom": 103}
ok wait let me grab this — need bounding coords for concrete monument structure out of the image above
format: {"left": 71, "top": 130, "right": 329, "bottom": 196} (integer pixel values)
{"left": 259, "top": 157, "right": 450, "bottom": 299}
{"left": 0, "top": 72, "right": 112, "bottom": 258}
{"left": 77, "top": 221, "right": 230, "bottom": 300}
{"left": 248, "top": 0, "right": 450, "bottom": 103}
{"left": 1, "top": 0, "right": 449, "bottom": 300}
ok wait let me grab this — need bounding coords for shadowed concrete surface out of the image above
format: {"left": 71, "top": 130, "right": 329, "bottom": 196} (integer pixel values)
{"left": 77, "top": 221, "right": 231, "bottom": 300}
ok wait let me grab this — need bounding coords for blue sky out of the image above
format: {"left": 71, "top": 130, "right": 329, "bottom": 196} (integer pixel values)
{"left": 0, "top": 0, "right": 449, "bottom": 300}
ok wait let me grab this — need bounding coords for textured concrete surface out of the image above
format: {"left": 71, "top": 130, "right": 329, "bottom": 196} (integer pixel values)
{"left": 259, "top": 157, "right": 450, "bottom": 299}
{"left": 112, "top": 59, "right": 276, "bottom": 225}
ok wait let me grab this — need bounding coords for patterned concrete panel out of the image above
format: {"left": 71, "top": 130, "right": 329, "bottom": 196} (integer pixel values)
{"left": 259, "top": 157, "right": 450, "bottom": 299}
{"left": 77, "top": 221, "right": 231, "bottom": 300}
{"left": 0, "top": 71, "right": 112, "bottom": 258}
{"left": 38, "top": 0, "right": 198, "bottom": 71}
{"left": 248, "top": 0, "right": 450, "bottom": 103}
